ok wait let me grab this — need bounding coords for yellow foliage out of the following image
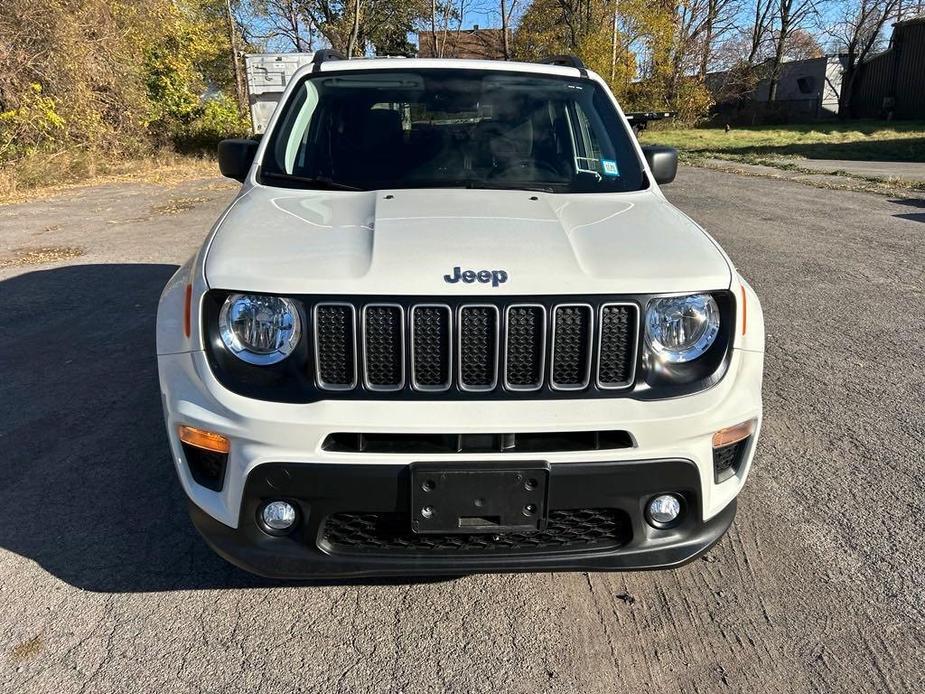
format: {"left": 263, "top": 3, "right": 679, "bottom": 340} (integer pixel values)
{"left": 514, "top": 0, "right": 712, "bottom": 124}
{"left": 0, "top": 0, "right": 244, "bottom": 166}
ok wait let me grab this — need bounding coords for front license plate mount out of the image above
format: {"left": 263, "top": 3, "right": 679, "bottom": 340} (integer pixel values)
{"left": 410, "top": 461, "right": 550, "bottom": 534}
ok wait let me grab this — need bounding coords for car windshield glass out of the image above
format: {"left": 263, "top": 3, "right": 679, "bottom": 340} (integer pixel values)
{"left": 260, "top": 69, "right": 646, "bottom": 193}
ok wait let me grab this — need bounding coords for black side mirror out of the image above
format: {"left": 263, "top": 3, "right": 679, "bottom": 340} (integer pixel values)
{"left": 218, "top": 139, "right": 259, "bottom": 182}
{"left": 641, "top": 145, "right": 678, "bottom": 185}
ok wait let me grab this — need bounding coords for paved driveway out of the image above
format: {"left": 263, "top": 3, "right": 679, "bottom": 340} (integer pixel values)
{"left": 1, "top": 169, "right": 923, "bottom": 693}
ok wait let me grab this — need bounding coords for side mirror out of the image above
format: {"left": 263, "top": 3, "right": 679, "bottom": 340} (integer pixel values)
{"left": 218, "top": 139, "right": 259, "bottom": 182}
{"left": 641, "top": 145, "right": 678, "bottom": 185}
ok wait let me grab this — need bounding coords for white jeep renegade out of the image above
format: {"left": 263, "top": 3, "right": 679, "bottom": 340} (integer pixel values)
{"left": 156, "top": 52, "right": 764, "bottom": 579}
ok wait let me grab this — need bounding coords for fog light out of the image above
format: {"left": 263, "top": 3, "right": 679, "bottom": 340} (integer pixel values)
{"left": 260, "top": 500, "right": 297, "bottom": 534}
{"left": 647, "top": 494, "right": 681, "bottom": 527}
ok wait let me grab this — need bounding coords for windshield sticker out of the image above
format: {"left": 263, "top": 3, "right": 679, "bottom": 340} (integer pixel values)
{"left": 602, "top": 159, "right": 620, "bottom": 176}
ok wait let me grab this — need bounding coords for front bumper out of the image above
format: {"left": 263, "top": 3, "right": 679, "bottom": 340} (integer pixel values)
{"left": 159, "top": 345, "right": 762, "bottom": 577}
{"left": 189, "top": 459, "right": 737, "bottom": 578}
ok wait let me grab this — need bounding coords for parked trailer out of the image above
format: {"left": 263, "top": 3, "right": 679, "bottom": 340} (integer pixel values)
{"left": 244, "top": 53, "right": 315, "bottom": 134}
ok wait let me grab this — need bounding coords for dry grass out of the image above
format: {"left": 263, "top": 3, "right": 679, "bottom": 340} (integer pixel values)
{"left": 9, "top": 635, "right": 43, "bottom": 661}
{"left": 151, "top": 195, "right": 210, "bottom": 215}
{"left": 0, "top": 150, "right": 220, "bottom": 206}
{"left": 643, "top": 120, "right": 925, "bottom": 163}
{"left": 0, "top": 246, "right": 86, "bottom": 268}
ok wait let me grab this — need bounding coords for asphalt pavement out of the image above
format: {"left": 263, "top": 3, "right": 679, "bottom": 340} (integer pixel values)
{"left": 1, "top": 168, "right": 923, "bottom": 693}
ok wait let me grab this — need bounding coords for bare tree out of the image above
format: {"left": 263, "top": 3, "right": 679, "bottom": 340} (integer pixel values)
{"left": 746, "top": 0, "right": 776, "bottom": 65}
{"left": 500, "top": 0, "right": 517, "bottom": 58}
{"left": 823, "top": 0, "right": 900, "bottom": 116}
{"left": 767, "top": 0, "right": 824, "bottom": 101}
{"left": 697, "top": 0, "right": 742, "bottom": 77}
{"left": 239, "top": 0, "right": 316, "bottom": 51}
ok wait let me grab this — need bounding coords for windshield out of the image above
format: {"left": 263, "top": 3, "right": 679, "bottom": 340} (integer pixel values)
{"left": 260, "top": 69, "right": 646, "bottom": 193}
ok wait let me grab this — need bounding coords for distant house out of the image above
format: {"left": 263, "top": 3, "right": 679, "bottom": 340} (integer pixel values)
{"left": 707, "top": 17, "right": 925, "bottom": 123}
{"left": 417, "top": 26, "right": 509, "bottom": 60}
{"left": 706, "top": 55, "right": 845, "bottom": 123}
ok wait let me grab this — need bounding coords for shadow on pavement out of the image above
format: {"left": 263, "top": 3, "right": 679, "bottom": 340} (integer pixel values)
{"left": 889, "top": 197, "right": 925, "bottom": 224}
{"left": 0, "top": 264, "right": 452, "bottom": 592}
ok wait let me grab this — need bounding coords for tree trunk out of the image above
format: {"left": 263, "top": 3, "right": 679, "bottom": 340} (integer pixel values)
{"left": 347, "top": 0, "right": 361, "bottom": 57}
{"left": 501, "top": 0, "right": 511, "bottom": 59}
{"left": 767, "top": 17, "right": 788, "bottom": 102}
{"left": 699, "top": 0, "right": 716, "bottom": 79}
{"left": 224, "top": 0, "right": 246, "bottom": 114}
{"left": 838, "top": 63, "right": 857, "bottom": 120}
{"left": 610, "top": 1, "right": 619, "bottom": 82}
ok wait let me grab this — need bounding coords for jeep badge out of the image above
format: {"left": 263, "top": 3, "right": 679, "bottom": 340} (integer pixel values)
{"left": 443, "top": 266, "right": 509, "bottom": 287}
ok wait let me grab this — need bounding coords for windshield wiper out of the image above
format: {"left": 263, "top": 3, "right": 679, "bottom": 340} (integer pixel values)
{"left": 261, "top": 170, "right": 363, "bottom": 191}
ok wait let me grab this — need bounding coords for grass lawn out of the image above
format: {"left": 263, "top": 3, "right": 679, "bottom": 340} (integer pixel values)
{"left": 642, "top": 120, "right": 925, "bottom": 164}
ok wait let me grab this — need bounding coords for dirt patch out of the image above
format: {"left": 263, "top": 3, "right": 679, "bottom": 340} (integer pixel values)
{"left": 10, "top": 635, "right": 43, "bottom": 662}
{"left": 151, "top": 196, "right": 210, "bottom": 215}
{"left": 0, "top": 155, "right": 220, "bottom": 207}
{"left": 0, "top": 246, "right": 85, "bottom": 269}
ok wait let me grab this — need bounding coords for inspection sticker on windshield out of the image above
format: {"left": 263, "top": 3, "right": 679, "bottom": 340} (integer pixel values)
{"left": 602, "top": 159, "right": 620, "bottom": 176}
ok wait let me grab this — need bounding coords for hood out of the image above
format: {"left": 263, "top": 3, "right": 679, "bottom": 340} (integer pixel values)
{"left": 204, "top": 186, "right": 731, "bottom": 296}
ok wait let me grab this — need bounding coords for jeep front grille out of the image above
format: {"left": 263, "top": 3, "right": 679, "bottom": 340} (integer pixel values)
{"left": 504, "top": 305, "right": 545, "bottom": 390}
{"left": 551, "top": 304, "right": 593, "bottom": 389}
{"left": 597, "top": 304, "right": 636, "bottom": 388}
{"left": 314, "top": 303, "right": 357, "bottom": 389}
{"left": 362, "top": 304, "right": 404, "bottom": 390}
{"left": 411, "top": 305, "right": 452, "bottom": 390}
{"left": 309, "top": 298, "right": 639, "bottom": 396}
{"left": 458, "top": 305, "right": 499, "bottom": 390}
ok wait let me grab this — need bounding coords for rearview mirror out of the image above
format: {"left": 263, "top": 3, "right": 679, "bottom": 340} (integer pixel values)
{"left": 218, "top": 139, "right": 259, "bottom": 183}
{"left": 641, "top": 145, "right": 678, "bottom": 185}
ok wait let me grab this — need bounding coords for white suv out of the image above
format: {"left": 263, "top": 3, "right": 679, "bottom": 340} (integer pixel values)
{"left": 156, "top": 53, "right": 764, "bottom": 578}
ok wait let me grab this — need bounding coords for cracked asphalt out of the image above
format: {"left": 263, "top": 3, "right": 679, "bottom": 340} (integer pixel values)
{"left": 1, "top": 168, "right": 923, "bottom": 693}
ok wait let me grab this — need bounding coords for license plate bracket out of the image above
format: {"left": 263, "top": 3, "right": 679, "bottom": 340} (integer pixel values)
{"left": 410, "top": 462, "right": 549, "bottom": 534}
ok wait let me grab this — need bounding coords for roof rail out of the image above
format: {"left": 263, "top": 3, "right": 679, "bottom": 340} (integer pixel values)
{"left": 311, "top": 49, "right": 346, "bottom": 72}
{"left": 539, "top": 54, "right": 588, "bottom": 77}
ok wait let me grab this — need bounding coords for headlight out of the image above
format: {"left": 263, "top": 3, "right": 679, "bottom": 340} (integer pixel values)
{"left": 645, "top": 294, "right": 720, "bottom": 363}
{"left": 218, "top": 294, "right": 301, "bottom": 365}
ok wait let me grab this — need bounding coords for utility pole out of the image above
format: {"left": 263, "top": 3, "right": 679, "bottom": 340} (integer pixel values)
{"left": 225, "top": 0, "right": 246, "bottom": 114}
{"left": 432, "top": 0, "right": 439, "bottom": 55}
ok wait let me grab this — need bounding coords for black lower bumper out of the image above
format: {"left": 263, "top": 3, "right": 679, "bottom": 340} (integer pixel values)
{"left": 188, "top": 459, "right": 736, "bottom": 579}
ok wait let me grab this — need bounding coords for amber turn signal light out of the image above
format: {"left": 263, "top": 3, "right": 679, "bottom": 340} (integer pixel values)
{"left": 712, "top": 419, "right": 756, "bottom": 449}
{"left": 178, "top": 425, "right": 230, "bottom": 454}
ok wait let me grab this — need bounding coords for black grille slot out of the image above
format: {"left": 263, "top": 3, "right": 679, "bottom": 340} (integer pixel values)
{"left": 363, "top": 305, "right": 403, "bottom": 389}
{"left": 552, "top": 305, "right": 592, "bottom": 388}
{"left": 320, "top": 508, "right": 631, "bottom": 554}
{"left": 505, "top": 305, "right": 545, "bottom": 390}
{"left": 714, "top": 437, "right": 749, "bottom": 483}
{"left": 322, "top": 430, "right": 634, "bottom": 454}
{"left": 598, "top": 304, "right": 637, "bottom": 388}
{"left": 315, "top": 304, "right": 356, "bottom": 388}
{"left": 459, "top": 306, "right": 498, "bottom": 390}
{"left": 412, "top": 306, "right": 451, "bottom": 390}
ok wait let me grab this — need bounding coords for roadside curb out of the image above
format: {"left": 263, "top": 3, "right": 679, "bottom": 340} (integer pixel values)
{"left": 687, "top": 157, "right": 925, "bottom": 199}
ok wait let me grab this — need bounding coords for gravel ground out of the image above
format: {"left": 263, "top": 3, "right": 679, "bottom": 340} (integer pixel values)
{"left": 1, "top": 168, "right": 923, "bottom": 693}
